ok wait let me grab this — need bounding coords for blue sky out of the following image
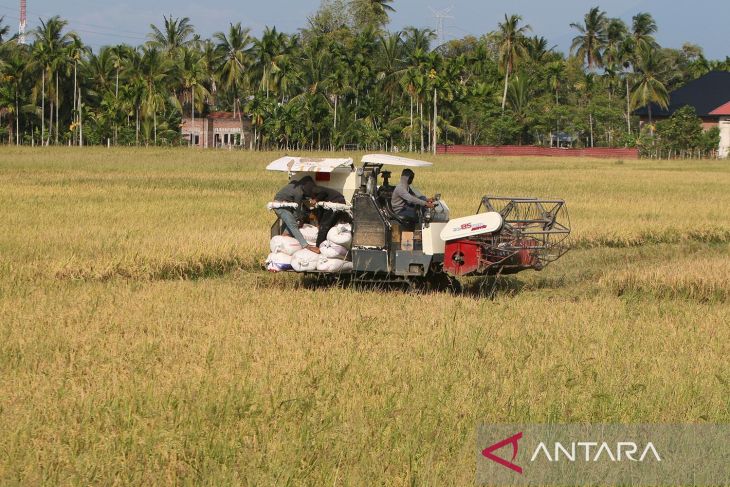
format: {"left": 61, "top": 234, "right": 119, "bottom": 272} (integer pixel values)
{"left": 3, "top": 0, "right": 729, "bottom": 59}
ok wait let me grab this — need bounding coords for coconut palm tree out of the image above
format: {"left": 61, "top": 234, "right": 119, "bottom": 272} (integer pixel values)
{"left": 178, "top": 46, "right": 210, "bottom": 146}
{"left": 120, "top": 49, "right": 146, "bottom": 145}
{"left": 33, "top": 16, "right": 74, "bottom": 145}
{"left": 575, "top": 72, "right": 597, "bottom": 146}
{"left": 148, "top": 15, "right": 195, "bottom": 54}
{"left": 199, "top": 39, "right": 220, "bottom": 106}
{"left": 109, "top": 45, "right": 129, "bottom": 100}
{"left": 630, "top": 13, "right": 658, "bottom": 52}
{"left": 506, "top": 75, "right": 532, "bottom": 144}
{"left": 570, "top": 7, "right": 607, "bottom": 71}
{"left": 525, "top": 36, "right": 552, "bottom": 63}
{"left": 137, "top": 47, "right": 172, "bottom": 144}
{"left": 546, "top": 60, "right": 565, "bottom": 105}
{"left": 402, "top": 27, "right": 435, "bottom": 55}
{"left": 494, "top": 14, "right": 531, "bottom": 113}
{"left": 214, "top": 22, "right": 253, "bottom": 119}
{"left": 603, "top": 19, "right": 627, "bottom": 104}
{"left": 253, "top": 27, "right": 288, "bottom": 98}
{"left": 269, "top": 34, "right": 300, "bottom": 101}
{"left": 0, "top": 51, "right": 25, "bottom": 144}
{"left": 631, "top": 45, "right": 669, "bottom": 134}
{"left": 399, "top": 68, "right": 419, "bottom": 152}
{"left": 86, "top": 47, "right": 115, "bottom": 94}
{"left": 66, "top": 34, "right": 87, "bottom": 145}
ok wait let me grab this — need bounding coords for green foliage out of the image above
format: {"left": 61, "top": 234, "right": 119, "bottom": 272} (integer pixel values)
{"left": 0, "top": 7, "right": 724, "bottom": 156}
{"left": 640, "top": 106, "right": 721, "bottom": 158}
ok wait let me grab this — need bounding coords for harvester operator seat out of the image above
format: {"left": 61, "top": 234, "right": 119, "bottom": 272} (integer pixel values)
{"left": 376, "top": 170, "right": 411, "bottom": 227}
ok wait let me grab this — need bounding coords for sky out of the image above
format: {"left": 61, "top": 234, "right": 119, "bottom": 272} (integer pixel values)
{"left": 3, "top": 0, "right": 729, "bottom": 60}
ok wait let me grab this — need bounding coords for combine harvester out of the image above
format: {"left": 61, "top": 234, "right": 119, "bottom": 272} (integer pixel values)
{"left": 266, "top": 154, "right": 571, "bottom": 292}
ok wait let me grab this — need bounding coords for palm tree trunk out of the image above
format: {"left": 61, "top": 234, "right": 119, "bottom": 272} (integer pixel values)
{"left": 589, "top": 112, "right": 594, "bottom": 147}
{"left": 501, "top": 66, "right": 510, "bottom": 113}
{"left": 55, "top": 71, "right": 59, "bottom": 145}
{"left": 48, "top": 98, "right": 53, "bottom": 146}
{"left": 427, "top": 115, "right": 431, "bottom": 152}
{"left": 154, "top": 111, "right": 157, "bottom": 145}
{"left": 409, "top": 94, "right": 413, "bottom": 152}
{"left": 79, "top": 88, "right": 83, "bottom": 147}
{"left": 433, "top": 87, "right": 438, "bottom": 155}
{"left": 265, "top": 67, "right": 269, "bottom": 99}
{"left": 648, "top": 104, "right": 653, "bottom": 136}
{"left": 7, "top": 111, "right": 13, "bottom": 144}
{"left": 191, "top": 89, "right": 195, "bottom": 147}
{"left": 625, "top": 76, "right": 631, "bottom": 134}
{"left": 73, "top": 62, "right": 77, "bottom": 145}
{"left": 419, "top": 101, "right": 424, "bottom": 153}
{"left": 136, "top": 106, "right": 140, "bottom": 146}
{"left": 333, "top": 94, "right": 338, "bottom": 151}
{"left": 41, "top": 69, "right": 45, "bottom": 145}
{"left": 16, "top": 95, "right": 20, "bottom": 145}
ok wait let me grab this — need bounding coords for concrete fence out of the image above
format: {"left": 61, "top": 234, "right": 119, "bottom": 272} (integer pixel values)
{"left": 436, "top": 145, "right": 640, "bottom": 159}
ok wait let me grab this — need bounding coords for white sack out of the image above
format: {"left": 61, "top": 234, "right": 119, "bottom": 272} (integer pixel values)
{"left": 270, "top": 235, "right": 303, "bottom": 256}
{"left": 319, "top": 240, "right": 348, "bottom": 259}
{"left": 266, "top": 201, "right": 298, "bottom": 211}
{"left": 265, "top": 252, "right": 293, "bottom": 272}
{"left": 291, "top": 249, "right": 320, "bottom": 272}
{"left": 316, "top": 256, "right": 354, "bottom": 273}
{"left": 327, "top": 223, "right": 352, "bottom": 248}
{"left": 300, "top": 224, "right": 319, "bottom": 245}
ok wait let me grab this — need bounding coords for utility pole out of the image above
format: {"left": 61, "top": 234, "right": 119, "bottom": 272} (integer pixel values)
{"left": 429, "top": 6, "right": 453, "bottom": 47}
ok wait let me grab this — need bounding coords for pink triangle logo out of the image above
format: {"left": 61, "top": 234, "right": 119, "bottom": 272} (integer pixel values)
{"left": 481, "top": 432, "right": 523, "bottom": 474}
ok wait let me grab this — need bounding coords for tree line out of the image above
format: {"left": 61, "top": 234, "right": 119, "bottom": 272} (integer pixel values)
{"left": 0, "top": 0, "right": 728, "bottom": 152}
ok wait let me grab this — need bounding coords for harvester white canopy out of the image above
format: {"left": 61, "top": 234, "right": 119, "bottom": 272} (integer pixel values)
{"left": 266, "top": 156, "right": 354, "bottom": 173}
{"left": 361, "top": 154, "right": 432, "bottom": 167}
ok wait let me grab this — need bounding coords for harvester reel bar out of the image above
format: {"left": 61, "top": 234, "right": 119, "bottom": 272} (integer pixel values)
{"left": 478, "top": 195, "right": 572, "bottom": 269}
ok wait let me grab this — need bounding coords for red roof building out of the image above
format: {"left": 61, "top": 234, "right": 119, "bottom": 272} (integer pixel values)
{"left": 709, "top": 101, "right": 730, "bottom": 116}
{"left": 635, "top": 71, "right": 730, "bottom": 158}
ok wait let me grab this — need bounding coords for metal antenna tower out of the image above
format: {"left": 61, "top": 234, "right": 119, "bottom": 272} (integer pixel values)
{"left": 428, "top": 6, "right": 453, "bottom": 46}
{"left": 19, "top": 0, "right": 27, "bottom": 44}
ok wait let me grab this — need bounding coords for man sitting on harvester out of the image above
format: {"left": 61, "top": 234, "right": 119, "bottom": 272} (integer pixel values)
{"left": 311, "top": 187, "right": 347, "bottom": 247}
{"left": 391, "top": 168, "right": 434, "bottom": 222}
{"left": 272, "top": 176, "right": 321, "bottom": 254}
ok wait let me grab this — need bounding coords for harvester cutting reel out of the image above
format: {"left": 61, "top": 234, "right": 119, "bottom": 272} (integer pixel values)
{"left": 441, "top": 196, "right": 571, "bottom": 277}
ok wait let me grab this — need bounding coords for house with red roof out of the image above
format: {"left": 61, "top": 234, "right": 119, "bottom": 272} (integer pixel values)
{"left": 635, "top": 71, "right": 730, "bottom": 158}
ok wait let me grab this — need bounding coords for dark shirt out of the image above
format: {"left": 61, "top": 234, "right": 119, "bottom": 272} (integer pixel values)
{"left": 274, "top": 177, "right": 316, "bottom": 203}
{"left": 315, "top": 187, "right": 346, "bottom": 204}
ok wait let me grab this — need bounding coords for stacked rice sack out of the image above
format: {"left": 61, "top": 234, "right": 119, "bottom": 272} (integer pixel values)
{"left": 267, "top": 223, "right": 354, "bottom": 273}
{"left": 313, "top": 223, "right": 353, "bottom": 272}
{"left": 265, "top": 224, "right": 317, "bottom": 272}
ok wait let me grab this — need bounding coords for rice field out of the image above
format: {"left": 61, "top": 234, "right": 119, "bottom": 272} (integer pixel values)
{"left": 0, "top": 147, "right": 728, "bottom": 485}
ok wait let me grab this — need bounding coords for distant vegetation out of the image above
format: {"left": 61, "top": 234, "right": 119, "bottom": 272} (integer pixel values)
{"left": 0, "top": 1, "right": 728, "bottom": 151}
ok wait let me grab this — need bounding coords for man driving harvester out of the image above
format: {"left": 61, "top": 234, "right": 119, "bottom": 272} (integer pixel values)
{"left": 391, "top": 168, "right": 434, "bottom": 222}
